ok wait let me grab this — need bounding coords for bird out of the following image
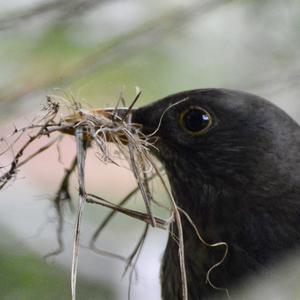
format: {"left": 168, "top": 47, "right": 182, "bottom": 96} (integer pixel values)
{"left": 128, "top": 89, "right": 300, "bottom": 300}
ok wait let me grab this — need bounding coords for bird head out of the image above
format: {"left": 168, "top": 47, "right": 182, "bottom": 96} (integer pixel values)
{"left": 129, "top": 89, "right": 300, "bottom": 299}
{"left": 116, "top": 89, "right": 300, "bottom": 299}
{"left": 130, "top": 89, "right": 299, "bottom": 209}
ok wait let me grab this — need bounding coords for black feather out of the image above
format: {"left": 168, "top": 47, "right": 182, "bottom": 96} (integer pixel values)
{"left": 131, "top": 89, "right": 300, "bottom": 300}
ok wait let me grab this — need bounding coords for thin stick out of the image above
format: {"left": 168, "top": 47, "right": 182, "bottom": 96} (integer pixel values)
{"left": 0, "top": 116, "right": 58, "bottom": 190}
{"left": 18, "top": 137, "right": 59, "bottom": 167}
{"left": 54, "top": 156, "right": 77, "bottom": 207}
{"left": 88, "top": 247, "right": 128, "bottom": 264}
{"left": 89, "top": 170, "right": 160, "bottom": 257}
{"left": 121, "top": 89, "right": 141, "bottom": 121}
{"left": 172, "top": 204, "right": 188, "bottom": 300}
{"left": 127, "top": 224, "right": 149, "bottom": 300}
{"left": 112, "top": 88, "right": 125, "bottom": 120}
{"left": 89, "top": 186, "right": 144, "bottom": 249}
{"left": 86, "top": 194, "right": 168, "bottom": 229}
{"left": 128, "top": 143, "right": 156, "bottom": 227}
{"left": 71, "top": 126, "right": 87, "bottom": 300}
{"left": 149, "top": 159, "right": 188, "bottom": 300}
{"left": 0, "top": 130, "right": 22, "bottom": 156}
{"left": 44, "top": 156, "right": 78, "bottom": 259}
{"left": 123, "top": 224, "right": 149, "bottom": 276}
{"left": 44, "top": 210, "right": 64, "bottom": 259}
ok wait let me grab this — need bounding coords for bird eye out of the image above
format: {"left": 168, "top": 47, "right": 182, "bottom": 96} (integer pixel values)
{"left": 179, "top": 106, "right": 212, "bottom": 135}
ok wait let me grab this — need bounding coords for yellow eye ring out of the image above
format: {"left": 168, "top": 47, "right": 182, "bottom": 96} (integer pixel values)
{"left": 179, "top": 106, "right": 213, "bottom": 136}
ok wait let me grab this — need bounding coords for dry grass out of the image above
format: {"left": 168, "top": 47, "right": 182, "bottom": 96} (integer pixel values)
{"left": 0, "top": 91, "right": 229, "bottom": 300}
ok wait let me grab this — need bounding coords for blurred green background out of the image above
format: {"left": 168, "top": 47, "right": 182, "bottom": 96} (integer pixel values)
{"left": 0, "top": 1, "right": 300, "bottom": 299}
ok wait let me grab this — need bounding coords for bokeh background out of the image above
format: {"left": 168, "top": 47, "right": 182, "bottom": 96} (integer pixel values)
{"left": 0, "top": 1, "right": 300, "bottom": 299}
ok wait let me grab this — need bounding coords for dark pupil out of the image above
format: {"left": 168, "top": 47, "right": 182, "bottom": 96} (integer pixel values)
{"left": 183, "top": 109, "right": 210, "bottom": 132}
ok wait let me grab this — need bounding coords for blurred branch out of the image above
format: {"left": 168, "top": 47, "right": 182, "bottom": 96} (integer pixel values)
{"left": 0, "top": 0, "right": 107, "bottom": 31}
{"left": 0, "top": 0, "right": 231, "bottom": 112}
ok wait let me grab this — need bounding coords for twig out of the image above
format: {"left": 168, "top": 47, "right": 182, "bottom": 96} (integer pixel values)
{"left": 123, "top": 224, "right": 149, "bottom": 277}
{"left": 54, "top": 156, "right": 77, "bottom": 207}
{"left": 44, "top": 156, "right": 78, "bottom": 259}
{"left": 127, "top": 224, "right": 149, "bottom": 300}
{"left": 18, "top": 137, "right": 59, "bottom": 167}
{"left": 0, "top": 93, "right": 209, "bottom": 300}
{"left": 121, "top": 88, "right": 141, "bottom": 121}
{"left": 0, "top": 108, "right": 58, "bottom": 190}
{"left": 86, "top": 194, "right": 168, "bottom": 229}
{"left": 71, "top": 126, "right": 87, "bottom": 300}
{"left": 149, "top": 159, "right": 188, "bottom": 300}
{"left": 127, "top": 143, "right": 156, "bottom": 227}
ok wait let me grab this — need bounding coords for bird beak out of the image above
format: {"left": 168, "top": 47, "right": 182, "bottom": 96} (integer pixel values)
{"left": 61, "top": 107, "right": 144, "bottom": 145}
{"left": 99, "top": 107, "right": 137, "bottom": 122}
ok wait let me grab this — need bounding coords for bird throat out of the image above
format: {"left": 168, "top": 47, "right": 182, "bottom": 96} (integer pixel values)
{"left": 161, "top": 164, "right": 229, "bottom": 299}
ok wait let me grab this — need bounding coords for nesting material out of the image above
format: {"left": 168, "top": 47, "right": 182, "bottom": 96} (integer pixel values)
{"left": 0, "top": 93, "right": 229, "bottom": 300}
{"left": 0, "top": 94, "right": 172, "bottom": 300}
